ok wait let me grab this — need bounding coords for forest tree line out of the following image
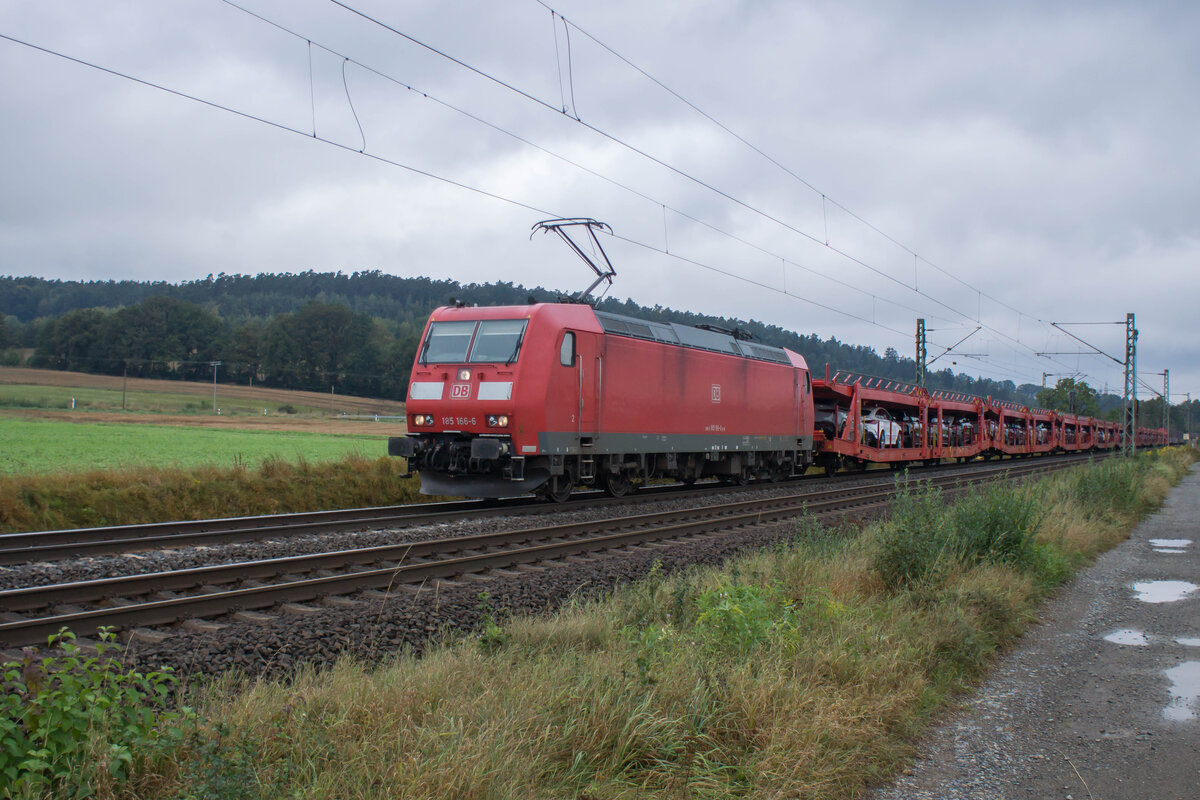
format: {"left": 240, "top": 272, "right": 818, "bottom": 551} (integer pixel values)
{"left": 0, "top": 271, "right": 1154, "bottom": 412}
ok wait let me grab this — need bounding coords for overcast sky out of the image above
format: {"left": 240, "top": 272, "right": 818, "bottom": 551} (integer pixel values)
{"left": 2, "top": 1, "right": 1197, "bottom": 399}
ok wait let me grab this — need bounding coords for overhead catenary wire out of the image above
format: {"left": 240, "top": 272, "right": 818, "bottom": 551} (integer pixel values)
{"left": 322, "top": 2, "right": 982, "bottom": 317}
{"left": 533, "top": 0, "right": 1049, "bottom": 324}
{"left": 2, "top": 12, "right": 1079, "bottom": 390}
{"left": 0, "top": 29, "right": 950, "bottom": 356}
{"left": 322, "top": 0, "right": 1085, "bottom": 384}
{"left": 217, "top": 0, "right": 954, "bottom": 328}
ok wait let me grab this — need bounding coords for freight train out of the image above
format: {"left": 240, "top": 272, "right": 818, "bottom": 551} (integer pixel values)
{"left": 387, "top": 301, "right": 1175, "bottom": 500}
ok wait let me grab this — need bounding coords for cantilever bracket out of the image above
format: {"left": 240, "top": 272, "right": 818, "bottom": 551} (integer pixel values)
{"left": 531, "top": 218, "right": 616, "bottom": 302}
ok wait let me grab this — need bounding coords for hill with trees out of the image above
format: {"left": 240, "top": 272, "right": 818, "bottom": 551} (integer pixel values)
{"left": 0, "top": 272, "right": 1152, "bottom": 416}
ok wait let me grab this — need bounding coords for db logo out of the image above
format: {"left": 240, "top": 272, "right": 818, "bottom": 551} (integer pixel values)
{"left": 711, "top": 384, "right": 721, "bottom": 403}
{"left": 450, "top": 383, "right": 471, "bottom": 399}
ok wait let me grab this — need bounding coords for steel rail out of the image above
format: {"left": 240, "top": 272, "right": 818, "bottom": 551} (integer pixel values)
{"left": 0, "top": 452, "right": 1104, "bottom": 566}
{"left": 0, "top": 458, "right": 1078, "bottom": 647}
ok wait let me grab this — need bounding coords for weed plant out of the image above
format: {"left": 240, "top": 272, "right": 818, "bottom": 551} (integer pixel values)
{"left": 0, "top": 629, "right": 189, "bottom": 799}
{"left": 50, "top": 448, "right": 1198, "bottom": 799}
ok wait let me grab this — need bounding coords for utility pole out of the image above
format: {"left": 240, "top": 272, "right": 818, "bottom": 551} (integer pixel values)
{"left": 915, "top": 318, "right": 926, "bottom": 389}
{"left": 210, "top": 361, "right": 222, "bottom": 413}
{"left": 1188, "top": 392, "right": 1192, "bottom": 442}
{"left": 121, "top": 361, "right": 128, "bottom": 411}
{"left": 1163, "top": 369, "right": 1169, "bottom": 434}
{"left": 1123, "top": 313, "right": 1137, "bottom": 455}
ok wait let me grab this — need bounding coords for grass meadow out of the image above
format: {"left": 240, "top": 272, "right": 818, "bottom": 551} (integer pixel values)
{"left": 0, "top": 417, "right": 384, "bottom": 476}
{"left": 8, "top": 447, "right": 1188, "bottom": 800}
{"left": 0, "top": 382, "right": 327, "bottom": 416}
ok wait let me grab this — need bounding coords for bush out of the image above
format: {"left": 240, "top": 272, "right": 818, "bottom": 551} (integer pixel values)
{"left": 875, "top": 476, "right": 1046, "bottom": 591}
{"left": 874, "top": 479, "right": 952, "bottom": 590}
{"left": 950, "top": 483, "right": 1043, "bottom": 570}
{"left": 694, "top": 582, "right": 791, "bottom": 656}
{"left": 0, "top": 628, "right": 190, "bottom": 797}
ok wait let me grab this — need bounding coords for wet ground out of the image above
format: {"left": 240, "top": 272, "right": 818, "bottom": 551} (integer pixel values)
{"left": 872, "top": 464, "right": 1200, "bottom": 800}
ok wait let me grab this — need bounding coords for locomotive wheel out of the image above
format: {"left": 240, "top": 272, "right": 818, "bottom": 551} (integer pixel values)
{"left": 539, "top": 474, "right": 573, "bottom": 503}
{"left": 602, "top": 472, "right": 632, "bottom": 498}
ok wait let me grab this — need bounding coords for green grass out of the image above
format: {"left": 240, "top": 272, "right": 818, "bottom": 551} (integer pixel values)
{"left": 0, "top": 383, "right": 325, "bottom": 416}
{"left": 0, "top": 417, "right": 385, "bottom": 476}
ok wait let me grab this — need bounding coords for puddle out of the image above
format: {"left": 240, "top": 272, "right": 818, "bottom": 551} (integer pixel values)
{"left": 1155, "top": 549, "right": 1188, "bottom": 554}
{"left": 1178, "top": 638, "right": 1200, "bottom": 647}
{"left": 1150, "top": 539, "right": 1192, "bottom": 548}
{"left": 1163, "top": 661, "right": 1200, "bottom": 722}
{"left": 1147, "top": 537, "right": 1195, "bottom": 551}
{"left": 1103, "top": 629, "right": 1149, "bottom": 646}
{"left": 1132, "top": 581, "right": 1199, "bottom": 603}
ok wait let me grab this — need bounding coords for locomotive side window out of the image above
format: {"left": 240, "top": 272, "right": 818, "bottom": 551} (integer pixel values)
{"left": 560, "top": 332, "right": 576, "bottom": 366}
{"left": 421, "top": 321, "right": 476, "bottom": 363}
{"left": 469, "top": 319, "right": 528, "bottom": 363}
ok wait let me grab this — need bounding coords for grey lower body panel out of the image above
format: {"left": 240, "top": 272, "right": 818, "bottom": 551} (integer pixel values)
{"left": 537, "top": 430, "right": 813, "bottom": 456}
{"left": 419, "top": 467, "right": 550, "bottom": 498}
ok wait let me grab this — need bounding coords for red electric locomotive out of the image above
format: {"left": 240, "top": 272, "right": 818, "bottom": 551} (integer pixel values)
{"left": 388, "top": 220, "right": 1172, "bottom": 500}
{"left": 389, "top": 302, "right": 815, "bottom": 500}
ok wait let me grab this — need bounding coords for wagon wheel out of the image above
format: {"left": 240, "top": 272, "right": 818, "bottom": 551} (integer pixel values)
{"left": 823, "top": 458, "right": 840, "bottom": 478}
{"left": 602, "top": 471, "right": 632, "bottom": 498}
{"left": 851, "top": 458, "right": 868, "bottom": 472}
{"left": 735, "top": 469, "right": 751, "bottom": 486}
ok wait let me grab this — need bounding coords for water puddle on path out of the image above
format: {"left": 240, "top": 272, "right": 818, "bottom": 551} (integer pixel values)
{"left": 1150, "top": 538, "right": 1192, "bottom": 554}
{"left": 1177, "top": 637, "right": 1200, "bottom": 647}
{"left": 1164, "top": 661, "right": 1200, "bottom": 722}
{"left": 1132, "top": 581, "right": 1199, "bottom": 603}
{"left": 1103, "top": 629, "right": 1149, "bottom": 646}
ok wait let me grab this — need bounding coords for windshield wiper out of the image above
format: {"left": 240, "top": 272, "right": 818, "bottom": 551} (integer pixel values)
{"left": 504, "top": 339, "right": 522, "bottom": 366}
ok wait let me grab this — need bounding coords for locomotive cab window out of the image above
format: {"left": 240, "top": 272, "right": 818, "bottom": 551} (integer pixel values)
{"left": 469, "top": 319, "right": 528, "bottom": 363}
{"left": 421, "top": 319, "right": 528, "bottom": 364}
{"left": 560, "top": 332, "right": 576, "bottom": 366}
{"left": 421, "top": 321, "right": 476, "bottom": 363}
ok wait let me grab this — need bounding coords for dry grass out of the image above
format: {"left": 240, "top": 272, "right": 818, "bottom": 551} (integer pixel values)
{"left": 0, "top": 454, "right": 426, "bottom": 532}
{"left": 82, "top": 448, "right": 1196, "bottom": 800}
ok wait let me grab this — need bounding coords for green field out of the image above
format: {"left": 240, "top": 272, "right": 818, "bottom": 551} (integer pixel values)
{"left": 0, "top": 417, "right": 386, "bottom": 475}
{"left": 0, "top": 383, "right": 326, "bottom": 416}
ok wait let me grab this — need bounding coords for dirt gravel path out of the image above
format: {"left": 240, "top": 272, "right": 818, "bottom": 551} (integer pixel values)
{"left": 871, "top": 464, "right": 1200, "bottom": 800}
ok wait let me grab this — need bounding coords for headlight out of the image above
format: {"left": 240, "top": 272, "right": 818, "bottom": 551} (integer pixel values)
{"left": 412, "top": 415, "right": 433, "bottom": 426}
{"left": 458, "top": 369, "right": 471, "bottom": 381}
{"left": 487, "top": 415, "right": 510, "bottom": 428}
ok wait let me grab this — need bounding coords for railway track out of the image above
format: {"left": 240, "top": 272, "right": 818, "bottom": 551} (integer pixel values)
{"left": 0, "top": 456, "right": 1091, "bottom": 649}
{"left": 0, "top": 452, "right": 1104, "bottom": 566}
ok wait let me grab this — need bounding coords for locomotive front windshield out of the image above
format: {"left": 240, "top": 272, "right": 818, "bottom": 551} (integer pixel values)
{"left": 421, "top": 319, "right": 528, "bottom": 364}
